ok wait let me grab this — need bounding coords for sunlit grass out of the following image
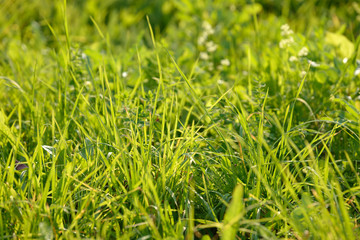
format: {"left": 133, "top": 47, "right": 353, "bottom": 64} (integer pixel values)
{"left": 0, "top": 0, "right": 360, "bottom": 239}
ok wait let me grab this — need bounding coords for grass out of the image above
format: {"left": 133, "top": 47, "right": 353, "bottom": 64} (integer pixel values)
{"left": 1, "top": 0, "right": 360, "bottom": 239}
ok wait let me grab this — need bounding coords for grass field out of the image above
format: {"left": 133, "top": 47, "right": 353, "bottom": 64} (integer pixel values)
{"left": 1, "top": 0, "right": 360, "bottom": 239}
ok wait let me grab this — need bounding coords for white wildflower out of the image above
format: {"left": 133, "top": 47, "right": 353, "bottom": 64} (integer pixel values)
{"left": 355, "top": 68, "right": 360, "bottom": 76}
{"left": 199, "top": 52, "right": 209, "bottom": 60}
{"left": 279, "top": 40, "right": 287, "bottom": 48}
{"left": 202, "top": 21, "right": 212, "bottom": 30}
{"left": 198, "top": 21, "right": 215, "bottom": 46}
{"left": 220, "top": 58, "right": 230, "bottom": 66}
{"left": 198, "top": 35, "right": 207, "bottom": 45}
{"left": 300, "top": 71, "right": 307, "bottom": 78}
{"left": 279, "top": 37, "right": 294, "bottom": 49}
{"left": 217, "top": 79, "right": 224, "bottom": 85}
{"left": 122, "top": 71, "right": 128, "bottom": 78}
{"left": 202, "top": 21, "right": 214, "bottom": 35}
{"left": 289, "top": 56, "right": 298, "bottom": 62}
{"left": 206, "top": 41, "right": 218, "bottom": 52}
{"left": 308, "top": 60, "right": 320, "bottom": 67}
{"left": 280, "top": 24, "right": 293, "bottom": 36}
{"left": 343, "top": 58, "right": 348, "bottom": 64}
{"left": 298, "top": 47, "right": 309, "bottom": 57}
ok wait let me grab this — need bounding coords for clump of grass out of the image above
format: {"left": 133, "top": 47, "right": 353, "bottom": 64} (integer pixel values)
{"left": 1, "top": 0, "right": 360, "bottom": 239}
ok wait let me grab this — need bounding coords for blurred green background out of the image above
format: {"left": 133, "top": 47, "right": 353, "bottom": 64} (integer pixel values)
{"left": 1, "top": 0, "right": 359, "bottom": 50}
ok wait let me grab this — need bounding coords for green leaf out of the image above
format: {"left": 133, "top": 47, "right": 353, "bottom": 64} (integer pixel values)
{"left": 201, "top": 235, "right": 211, "bottom": 240}
{"left": 221, "top": 184, "right": 244, "bottom": 240}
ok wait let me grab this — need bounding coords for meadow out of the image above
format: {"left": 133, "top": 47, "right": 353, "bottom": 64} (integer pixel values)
{"left": 1, "top": 0, "right": 360, "bottom": 239}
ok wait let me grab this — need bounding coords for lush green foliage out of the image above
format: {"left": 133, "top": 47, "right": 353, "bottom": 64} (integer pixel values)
{"left": 1, "top": 0, "right": 360, "bottom": 239}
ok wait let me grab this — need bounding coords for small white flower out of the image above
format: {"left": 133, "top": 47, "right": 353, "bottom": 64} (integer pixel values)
{"left": 280, "top": 24, "right": 289, "bottom": 30}
{"left": 206, "top": 41, "right": 218, "bottom": 52}
{"left": 300, "top": 71, "right": 307, "bottom": 78}
{"left": 343, "top": 58, "right": 348, "bottom": 64}
{"left": 279, "top": 41, "right": 286, "bottom": 48}
{"left": 298, "top": 47, "right": 309, "bottom": 57}
{"left": 198, "top": 35, "right": 207, "bottom": 45}
{"left": 81, "top": 53, "right": 87, "bottom": 59}
{"left": 308, "top": 60, "right": 320, "bottom": 67}
{"left": 279, "top": 37, "right": 294, "bottom": 49}
{"left": 202, "top": 21, "right": 211, "bottom": 29}
{"left": 217, "top": 79, "right": 224, "bottom": 85}
{"left": 199, "top": 52, "right": 209, "bottom": 60}
{"left": 355, "top": 68, "right": 360, "bottom": 76}
{"left": 281, "top": 24, "right": 293, "bottom": 36}
{"left": 122, "top": 71, "right": 128, "bottom": 78}
{"left": 289, "top": 56, "right": 298, "bottom": 62}
{"left": 198, "top": 21, "right": 214, "bottom": 46}
{"left": 220, "top": 58, "right": 230, "bottom": 66}
{"left": 202, "top": 21, "right": 214, "bottom": 35}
